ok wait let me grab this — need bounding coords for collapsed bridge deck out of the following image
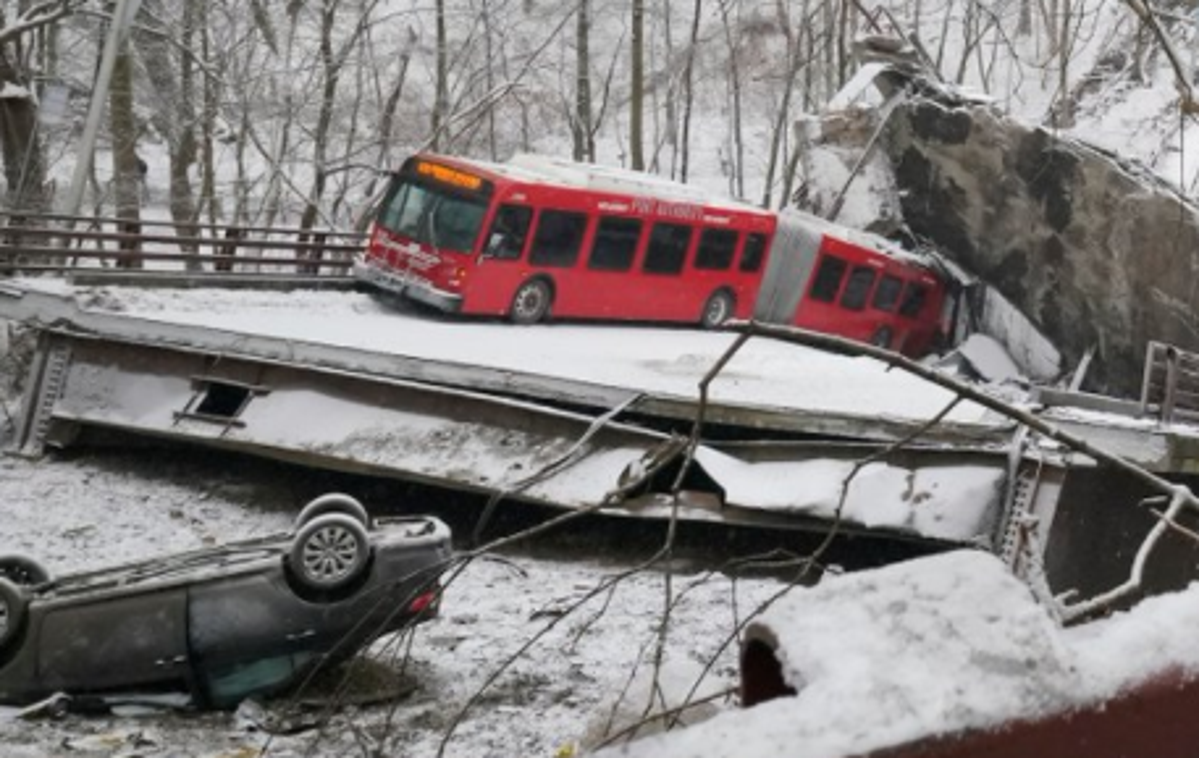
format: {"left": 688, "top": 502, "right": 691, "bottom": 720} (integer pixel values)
{"left": 3, "top": 279, "right": 1199, "bottom": 605}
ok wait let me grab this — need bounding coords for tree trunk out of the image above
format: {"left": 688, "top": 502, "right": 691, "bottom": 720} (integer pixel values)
{"left": 432, "top": 0, "right": 449, "bottom": 150}
{"left": 136, "top": 0, "right": 200, "bottom": 269}
{"left": 0, "top": 52, "right": 49, "bottom": 214}
{"left": 630, "top": 0, "right": 645, "bottom": 170}
{"left": 199, "top": 2, "right": 217, "bottom": 224}
{"left": 679, "top": 0, "right": 701, "bottom": 182}
{"left": 481, "top": 0, "right": 497, "bottom": 160}
{"left": 109, "top": 34, "right": 142, "bottom": 268}
{"left": 299, "top": 0, "right": 342, "bottom": 233}
{"left": 762, "top": 20, "right": 802, "bottom": 208}
{"left": 718, "top": 0, "right": 744, "bottom": 198}
{"left": 574, "top": 0, "right": 593, "bottom": 162}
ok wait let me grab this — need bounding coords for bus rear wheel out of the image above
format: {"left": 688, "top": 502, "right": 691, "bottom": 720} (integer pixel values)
{"left": 510, "top": 279, "right": 551, "bottom": 325}
{"left": 701, "top": 291, "right": 734, "bottom": 329}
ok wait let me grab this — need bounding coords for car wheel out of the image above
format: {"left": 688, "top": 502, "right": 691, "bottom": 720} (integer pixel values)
{"left": 0, "top": 577, "right": 27, "bottom": 649}
{"left": 289, "top": 514, "right": 370, "bottom": 592}
{"left": 509, "top": 279, "right": 551, "bottom": 325}
{"left": 0, "top": 554, "right": 50, "bottom": 586}
{"left": 700, "top": 291, "right": 734, "bottom": 329}
{"left": 294, "top": 493, "right": 370, "bottom": 531}
{"left": 870, "top": 327, "right": 893, "bottom": 350}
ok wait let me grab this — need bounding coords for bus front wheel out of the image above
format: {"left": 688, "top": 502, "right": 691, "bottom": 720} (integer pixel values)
{"left": 701, "top": 290, "right": 734, "bottom": 329}
{"left": 509, "top": 279, "right": 552, "bottom": 325}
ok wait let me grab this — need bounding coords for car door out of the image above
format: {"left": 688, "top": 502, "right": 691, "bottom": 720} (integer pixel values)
{"left": 37, "top": 588, "right": 190, "bottom": 694}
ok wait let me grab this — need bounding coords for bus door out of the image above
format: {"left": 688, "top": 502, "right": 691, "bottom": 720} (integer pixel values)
{"left": 472, "top": 203, "right": 535, "bottom": 314}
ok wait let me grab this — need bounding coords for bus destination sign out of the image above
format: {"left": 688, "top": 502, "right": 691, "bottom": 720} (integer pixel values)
{"left": 415, "top": 160, "right": 484, "bottom": 191}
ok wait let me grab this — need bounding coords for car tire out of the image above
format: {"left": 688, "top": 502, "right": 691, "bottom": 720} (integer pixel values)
{"left": 0, "top": 577, "right": 27, "bottom": 650}
{"left": 294, "top": 493, "right": 370, "bottom": 531}
{"left": 0, "top": 554, "right": 50, "bottom": 586}
{"left": 289, "top": 513, "right": 371, "bottom": 592}
{"left": 701, "top": 290, "right": 734, "bottom": 329}
{"left": 509, "top": 279, "right": 551, "bottom": 325}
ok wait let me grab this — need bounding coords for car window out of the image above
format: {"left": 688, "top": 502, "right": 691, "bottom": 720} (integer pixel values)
{"left": 808, "top": 255, "right": 847, "bottom": 302}
{"left": 840, "top": 266, "right": 876, "bottom": 311}
{"left": 643, "top": 223, "right": 692, "bottom": 275}
{"left": 694, "top": 228, "right": 738, "bottom": 271}
{"left": 872, "top": 275, "right": 904, "bottom": 312}
{"left": 529, "top": 210, "right": 588, "bottom": 268}
{"left": 740, "top": 233, "right": 767, "bottom": 273}
{"left": 588, "top": 216, "right": 642, "bottom": 271}
{"left": 899, "top": 283, "right": 929, "bottom": 318}
{"left": 484, "top": 204, "right": 532, "bottom": 261}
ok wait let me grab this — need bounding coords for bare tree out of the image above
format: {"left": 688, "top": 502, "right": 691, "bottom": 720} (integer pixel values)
{"left": 573, "top": 0, "right": 594, "bottom": 162}
{"left": 678, "top": 0, "right": 701, "bottom": 182}
{"left": 108, "top": 12, "right": 141, "bottom": 267}
{"left": 432, "top": 0, "right": 449, "bottom": 151}
{"left": 134, "top": 0, "right": 200, "bottom": 268}
{"left": 0, "top": 1, "right": 74, "bottom": 215}
{"left": 630, "top": 0, "right": 645, "bottom": 170}
{"left": 717, "top": 0, "right": 743, "bottom": 198}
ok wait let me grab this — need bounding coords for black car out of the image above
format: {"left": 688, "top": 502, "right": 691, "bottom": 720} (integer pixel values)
{"left": 0, "top": 493, "right": 453, "bottom": 708}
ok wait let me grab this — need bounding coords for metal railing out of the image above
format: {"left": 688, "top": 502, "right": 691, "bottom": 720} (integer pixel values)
{"left": 0, "top": 212, "right": 365, "bottom": 285}
{"left": 1140, "top": 341, "right": 1199, "bottom": 423}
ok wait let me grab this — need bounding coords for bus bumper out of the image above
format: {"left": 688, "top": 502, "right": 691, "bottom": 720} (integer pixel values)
{"left": 353, "top": 260, "right": 463, "bottom": 313}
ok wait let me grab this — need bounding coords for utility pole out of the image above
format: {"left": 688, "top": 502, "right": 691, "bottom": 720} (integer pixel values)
{"left": 63, "top": 0, "right": 143, "bottom": 218}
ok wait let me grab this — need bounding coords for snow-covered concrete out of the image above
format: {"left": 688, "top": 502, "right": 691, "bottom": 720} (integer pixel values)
{"left": 597, "top": 549, "right": 1199, "bottom": 758}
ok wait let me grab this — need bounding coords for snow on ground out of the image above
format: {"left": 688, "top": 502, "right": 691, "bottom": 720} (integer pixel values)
{"left": 0, "top": 449, "right": 785, "bottom": 757}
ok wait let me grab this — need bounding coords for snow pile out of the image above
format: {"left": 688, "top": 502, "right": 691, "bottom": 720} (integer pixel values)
{"left": 596, "top": 549, "right": 1199, "bottom": 758}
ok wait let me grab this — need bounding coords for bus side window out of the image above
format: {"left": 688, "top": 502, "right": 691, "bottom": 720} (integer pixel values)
{"left": 588, "top": 216, "right": 642, "bottom": 271}
{"left": 808, "top": 255, "right": 848, "bottom": 302}
{"left": 643, "top": 223, "right": 692, "bottom": 275}
{"left": 529, "top": 210, "right": 588, "bottom": 268}
{"left": 740, "top": 233, "right": 767, "bottom": 273}
{"left": 898, "top": 283, "right": 929, "bottom": 318}
{"left": 839, "top": 266, "right": 877, "bottom": 311}
{"left": 694, "top": 228, "right": 738, "bottom": 271}
{"left": 485, "top": 204, "right": 533, "bottom": 260}
{"left": 872, "top": 274, "right": 904, "bottom": 312}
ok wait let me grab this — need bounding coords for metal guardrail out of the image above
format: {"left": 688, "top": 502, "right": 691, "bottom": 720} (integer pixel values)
{"left": 1140, "top": 341, "right": 1199, "bottom": 423}
{"left": 0, "top": 212, "right": 365, "bottom": 284}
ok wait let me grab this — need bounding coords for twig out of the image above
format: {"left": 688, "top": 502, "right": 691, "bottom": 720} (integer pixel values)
{"left": 1147, "top": 505, "right": 1199, "bottom": 545}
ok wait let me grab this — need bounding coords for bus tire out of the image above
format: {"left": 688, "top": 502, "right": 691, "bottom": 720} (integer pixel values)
{"left": 509, "top": 278, "right": 552, "bottom": 325}
{"left": 700, "top": 290, "right": 735, "bottom": 329}
{"left": 870, "top": 327, "right": 893, "bottom": 350}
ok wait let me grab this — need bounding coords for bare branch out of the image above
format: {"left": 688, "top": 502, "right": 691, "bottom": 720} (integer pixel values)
{"left": 0, "top": 0, "right": 75, "bottom": 47}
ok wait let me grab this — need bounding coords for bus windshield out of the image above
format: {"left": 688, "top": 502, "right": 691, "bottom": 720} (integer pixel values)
{"left": 376, "top": 178, "right": 488, "bottom": 254}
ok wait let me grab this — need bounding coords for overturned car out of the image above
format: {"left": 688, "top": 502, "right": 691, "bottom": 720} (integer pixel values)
{"left": 0, "top": 494, "right": 453, "bottom": 708}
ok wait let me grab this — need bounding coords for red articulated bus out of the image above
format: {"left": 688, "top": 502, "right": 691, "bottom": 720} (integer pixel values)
{"left": 355, "top": 152, "right": 951, "bottom": 357}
